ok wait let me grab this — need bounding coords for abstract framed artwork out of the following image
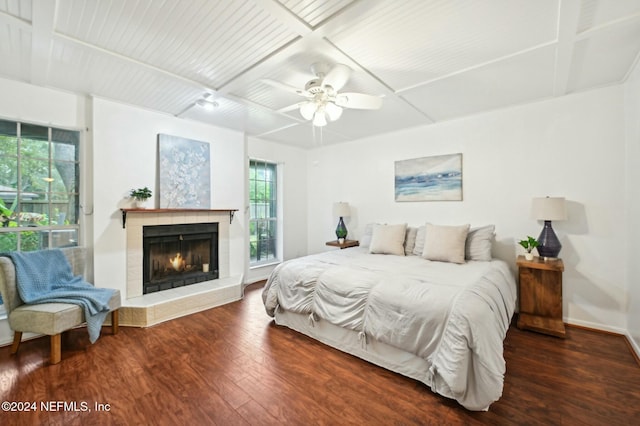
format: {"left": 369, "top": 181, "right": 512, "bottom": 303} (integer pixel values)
{"left": 394, "top": 153, "right": 462, "bottom": 201}
{"left": 158, "top": 134, "right": 211, "bottom": 208}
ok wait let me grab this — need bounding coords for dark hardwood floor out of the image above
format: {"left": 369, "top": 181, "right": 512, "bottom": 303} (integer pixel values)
{"left": 1, "top": 281, "right": 639, "bottom": 425}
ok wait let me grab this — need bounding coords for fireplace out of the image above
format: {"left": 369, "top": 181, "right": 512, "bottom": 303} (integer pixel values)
{"left": 143, "top": 223, "right": 218, "bottom": 294}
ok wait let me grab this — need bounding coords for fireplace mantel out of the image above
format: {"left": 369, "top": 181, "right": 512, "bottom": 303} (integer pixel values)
{"left": 120, "top": 208, "right": 238, "bottom": 228}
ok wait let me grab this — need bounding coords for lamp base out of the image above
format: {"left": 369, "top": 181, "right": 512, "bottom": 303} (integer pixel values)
{"left": 336, "top": 217, "right": 348, "bottom": 241}
{"left": 537, "top": 220, "right": 562, "bottom": 259}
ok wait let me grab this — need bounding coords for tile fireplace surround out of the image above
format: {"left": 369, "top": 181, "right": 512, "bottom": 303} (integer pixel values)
{"left": 120, "top": 209, "right": 242, "bottom": 327}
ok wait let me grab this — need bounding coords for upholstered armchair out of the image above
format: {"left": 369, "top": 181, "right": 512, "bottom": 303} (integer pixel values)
{"left": 0, "top": 247, "right": 121, "bottom": 364}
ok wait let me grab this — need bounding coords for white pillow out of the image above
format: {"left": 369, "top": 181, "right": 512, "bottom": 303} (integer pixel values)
{"left": 359, "top": 223, "right": 376, "bottom": 248}
{"left": 369, "top": 224, "right": 407, "bottom": 256}
{"left": 422, "top": 223, "right": 470, "bottom": 264}
{"left": 465, "top": 225, "right": 495, "bottom": 261}
{"left": 412, "top": 225, "right": 426, "bottom": 256}
{"left": 404, "top": 227, "right": 418, "bottom": 256}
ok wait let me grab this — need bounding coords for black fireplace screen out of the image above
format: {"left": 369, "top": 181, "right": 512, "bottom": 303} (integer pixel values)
{"left": 143, "top": 223, "right": 218, "bottom": 294}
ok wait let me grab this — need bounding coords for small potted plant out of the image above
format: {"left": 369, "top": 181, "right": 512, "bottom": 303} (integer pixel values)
{"left": 518, "top": 236, "right": 539, "bottom": 261}
{"left": 130, "top": 186, "right": 152, "bottom": 209}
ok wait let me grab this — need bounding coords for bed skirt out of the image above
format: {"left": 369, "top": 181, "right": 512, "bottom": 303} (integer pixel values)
{"left": 274, "top": 308, "right": 460, "bottom": 407}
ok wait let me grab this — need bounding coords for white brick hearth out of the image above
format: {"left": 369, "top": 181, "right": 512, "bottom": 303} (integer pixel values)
{"left": 120, "top": 210, "right": 242, "bottom": 326}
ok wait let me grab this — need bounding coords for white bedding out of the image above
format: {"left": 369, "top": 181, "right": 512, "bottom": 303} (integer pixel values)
{"left": 262, "top": 247, "right": 517, "bottom": 411}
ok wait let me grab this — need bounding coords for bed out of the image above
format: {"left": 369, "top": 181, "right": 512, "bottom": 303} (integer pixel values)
{"left": 262, "top": 223, "right": 517, "bottom": 411}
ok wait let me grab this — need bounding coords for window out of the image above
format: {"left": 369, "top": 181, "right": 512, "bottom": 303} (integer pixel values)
{"left": 0, "top": 119, "right": 80, "bottom": 254}
{"left": 249, "top": 160, "right": 278, "bottom": 265}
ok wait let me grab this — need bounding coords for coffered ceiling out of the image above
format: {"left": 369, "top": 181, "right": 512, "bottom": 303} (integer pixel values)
{"left": 1, "top": 0, "right": 639, "bottom": 148}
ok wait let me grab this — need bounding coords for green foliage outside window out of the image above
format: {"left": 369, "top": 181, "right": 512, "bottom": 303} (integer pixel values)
{"left": 249, "top": 160, "right": 277, "bottom": 264}
{"left": 0, "top": 119, "right": 80, "bottom": 254}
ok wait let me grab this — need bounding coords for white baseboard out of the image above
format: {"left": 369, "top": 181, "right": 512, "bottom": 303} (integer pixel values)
{"left": 625, "top": 331, "right": 640, "bottom": 361}
{"left": 565, "top": 318, "right": 627, "bottom": 335}
{"left": 565, "top": 318, "right": 639, "bottom": 361}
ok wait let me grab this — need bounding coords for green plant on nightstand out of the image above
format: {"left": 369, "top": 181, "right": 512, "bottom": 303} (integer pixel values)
{"left": 519, "top": 236, "right": 539, "bottom": 260}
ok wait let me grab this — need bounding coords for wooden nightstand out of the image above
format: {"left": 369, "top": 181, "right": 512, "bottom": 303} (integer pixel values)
{"left": 516, "top": 256, "right": 565, "bottom": 338}
{"left": 326, "top": 239, "right": 359, "bottom": 249}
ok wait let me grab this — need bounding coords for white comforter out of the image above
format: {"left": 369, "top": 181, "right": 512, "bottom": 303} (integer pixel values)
{"left": 262, "top": 248, "right": 517, "bottom": 411}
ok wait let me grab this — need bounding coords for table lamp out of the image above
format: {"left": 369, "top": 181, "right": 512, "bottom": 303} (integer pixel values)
{"left": 531, "top": 196, "right": 567, "bottom": 259}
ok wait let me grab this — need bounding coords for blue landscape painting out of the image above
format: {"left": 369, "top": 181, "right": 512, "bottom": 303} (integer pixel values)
{"left": 395, "top": 154, "right": 462, "bottom": 201}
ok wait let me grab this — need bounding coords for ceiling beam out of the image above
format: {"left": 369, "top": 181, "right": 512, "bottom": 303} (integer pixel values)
{"left": 30, "top": 0, "right": 56, "bottom": 86}
{"left": 553, "top": 0, "right": 582, "bottom": 96}
{"left": 0, "top": 9, "right": 31, "bottom": 30}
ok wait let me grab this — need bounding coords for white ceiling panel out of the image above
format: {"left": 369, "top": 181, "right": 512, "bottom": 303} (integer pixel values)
{"left": 1, "top": 0, "right": 639, "bottom": 148}
{"left": 577, "top": 0, "right": 640, "bottom": 33}
{"left": 327, "top": 0, "right": 559, "bottom": 91}
{"left": 277, "top": 0, "right": 356, "bottom": 28}
{"left": 55, "top": 0, "right": 299, "bottom": 88}
{"left": 568, "top": 20, "right": 640, "bottom": 92}
{"left": 48, "top": 39, "right": 203, "bottom": 115}
{"left": 0, "top": 23, "right": 30, "bottom": 81}
{"left": 404, "top": 46, "right": 556, "bottom": 121}
{"left": 181, "top": 96, "right": 300, "bottom": 136}
{"left": 257, "top": 122, "right": 351, "bottom": 147}
{"left": 0, "top": 0, "right": 32, "bottom": 20}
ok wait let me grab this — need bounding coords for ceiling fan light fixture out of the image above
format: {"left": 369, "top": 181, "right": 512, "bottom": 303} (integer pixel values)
{"left": 300, "top": 101, "right": 316, "bottom": 120}
{"left": 312, "top": 110, "right": 328, "bottom": 127}
{"left": 325, "top": 102, "right": 343, "bottom": 121}
{"left": 196, "top": 99, "right": 218, "bottom": 111}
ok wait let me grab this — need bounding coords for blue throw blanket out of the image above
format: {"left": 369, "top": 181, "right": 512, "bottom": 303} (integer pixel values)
{"left": 3, "top": 249, "right": 115, "bottom": 343}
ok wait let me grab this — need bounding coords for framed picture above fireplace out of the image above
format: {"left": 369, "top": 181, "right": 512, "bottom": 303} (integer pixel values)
{"left": 158, "top": 133, "right": 211, "bottom": 208}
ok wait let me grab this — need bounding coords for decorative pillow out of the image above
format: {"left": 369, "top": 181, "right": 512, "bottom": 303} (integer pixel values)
{"left": 359, "top": 223, "right": 376, "bottom": 248}
{"left": 404, "top": 227, "right": 418, "bottom": 256}
{"left": 412, "top": 225, "right": 426, "bottom": 256}
{"left": 369, "top": 223, "right": 407, "bottom": 256}
{"left": 465, "top": 225, "right": 495, "bottom": 261}
{"left": 422, "top": 223, "right": 470, "bottom": 264}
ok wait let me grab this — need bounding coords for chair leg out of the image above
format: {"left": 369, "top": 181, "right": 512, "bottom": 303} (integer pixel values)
{"left": 10, "top": 331, "right": 22, "bottom": 355}
{"left": 111, "top": 310, "right": 119, "bottom": 335}
{"left": 50, "top": 334, "right": 61, "bottom": 365}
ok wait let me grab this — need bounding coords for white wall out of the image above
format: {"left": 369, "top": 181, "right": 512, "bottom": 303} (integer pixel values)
{"left": 0, "top": 77, "right": 86, "bottom": 128}
{"left": 625, "top": 59, "right": 640, "bottom": 354}
{"left": 247, "top": 137, "right": 308, "bottom": 282}
{"left": 307, "top": 85, "right": 628, "bottom": 333}
{"left": 91, "top": 98, "right": 246, "bottom": 298}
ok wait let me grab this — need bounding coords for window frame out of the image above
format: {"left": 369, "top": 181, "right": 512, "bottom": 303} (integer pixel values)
{"left": 248, "top": 159, "right": 280, "bottom": 267}
{"left": 0, "top": 119, "right": 81, "bottom": 253}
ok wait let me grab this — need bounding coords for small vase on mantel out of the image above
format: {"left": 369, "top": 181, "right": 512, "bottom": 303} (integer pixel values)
{"left": 134, "top": 199, "right": 150, "bottom": 209}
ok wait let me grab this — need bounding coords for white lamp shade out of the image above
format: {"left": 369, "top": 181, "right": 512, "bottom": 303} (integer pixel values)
{"left": 333, "top": 202, "right": 350, "bottom": 218}
{"left": 325, "top": 102, "right": 343, "bottom": 121}
{"left": 313, "top": 110, "right": 328, "bottom": 127}
{"left": 299, "top": 101, "right": 316, "bottom": 120}
{"left": 531, "top": 197, "right": 567, "bottom": 221}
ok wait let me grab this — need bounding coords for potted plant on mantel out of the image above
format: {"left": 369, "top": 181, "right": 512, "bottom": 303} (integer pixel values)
{"left": 518, "top": 236, "right": 539, "bottom": 261}
{"left": 130, "top": 187, "right": 152, "bottom": 209}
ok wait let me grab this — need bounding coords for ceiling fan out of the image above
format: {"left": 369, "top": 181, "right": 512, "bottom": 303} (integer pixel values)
{"left": 263, "top": 62, "right": 383, "bottom": 127}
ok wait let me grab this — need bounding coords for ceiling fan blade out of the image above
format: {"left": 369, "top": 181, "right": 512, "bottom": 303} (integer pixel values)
{"left": 322, "top": 64, "right": 351, "bottom": 91}
{"left": 261, "top": 79, "right": 310, "bottom": 97}
{"left": 335, "top": 93, "right": 383, "bottom": 110}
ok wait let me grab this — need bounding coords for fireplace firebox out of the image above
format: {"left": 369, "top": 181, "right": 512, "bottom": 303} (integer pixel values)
{"left": 143, "top": 223, "right": 218, "bottom": 294}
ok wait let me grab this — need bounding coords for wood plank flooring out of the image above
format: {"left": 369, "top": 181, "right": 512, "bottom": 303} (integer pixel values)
{"left": 1, "top": 281, "right": 639, "bottom": 425}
